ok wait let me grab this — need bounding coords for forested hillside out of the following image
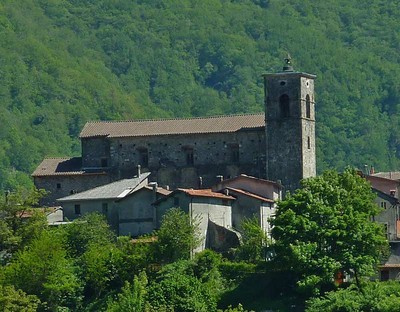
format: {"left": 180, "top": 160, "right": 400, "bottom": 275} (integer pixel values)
{"left": 0, "top": 0, "right": 399, "bottom": 190}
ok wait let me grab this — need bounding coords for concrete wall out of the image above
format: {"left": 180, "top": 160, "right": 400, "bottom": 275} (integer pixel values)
{"left": 35, "top": 174, "right": 111, "bottom": 206}
{"left": 118, "top": 189, "right": 156, "bottom": 237}
{"left": 155, "top": 193, "right": 232, "bottom": 253}
{"left": 374, "top": 197, "right": 399, "bottom": 241}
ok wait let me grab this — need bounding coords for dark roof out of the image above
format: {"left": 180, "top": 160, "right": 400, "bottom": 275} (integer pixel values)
{"left": 57, "top": 173, "right": 151, "bottom": 202}
{"left": 225, "top": 187, "right": 274, "bottom": 203}
{"left": 372, "top": 188, "right": 399, "bottom": 205}
{"left": 32, "top": 157, "right": 86, "bottom": 177}
{"left": 80, "top": 114, "right": 265, "bottom": 139}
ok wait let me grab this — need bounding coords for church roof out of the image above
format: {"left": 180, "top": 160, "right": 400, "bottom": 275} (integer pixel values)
{"left": 80, "top": 114, "right": 265, "bottom": 139}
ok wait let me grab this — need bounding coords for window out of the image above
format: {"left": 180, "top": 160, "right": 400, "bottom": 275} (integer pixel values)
{"left": 102, "top": 203, "right": 108, "bottom": 215}
{"left": 138, "top": 148, "right": 149, "bottom": 167}
{"left": 174, "top": 197, "right": 180, "bottom": 207}
{"left": 279, "top": 94, "right": 290, "bottom": 118}
{"left": 229, "top": 144, "right": 239, "bottom": 163}
{"left": 307, "top": 136, "right": 311, "bottom": 150}
{"left": 101, "top": 158, "right": 108, "bottom": 168}
{"left": 56, "top": 183, "right": 61, "bottom": 189}
{"left": 381, "top": 270, "right": 389, "bottom": 281}
{"left": 306, "top": 94, "right": 311, "bottom": 118}
{"left": 381, "top": 201, "right": 387, "bottom": 209}
{"left": 74, "top": 204, "right": 81, "bottom": 215}
{"left": 185, "top": 148, "right": 194, "bottom": 165}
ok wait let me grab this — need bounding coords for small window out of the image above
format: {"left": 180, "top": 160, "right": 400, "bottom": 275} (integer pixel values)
{"left": 306, "top": 94, "right": 311, "bottom": 118}
{"left": 56, "top": 183, "right": 61, "bottom": 189}
{"left": 307, "top": 136, "right": 311, "bottom": 150}
{"left": 185, "top": 148, "right": 194, "bottom": 165}
{"left": 279, "top": 94, "right": 290, "bottom": 118}
{"left": 74, "top": 204, "right": 81, "bottom": 215}
{"left": 102, "top": 203, "right": 108, "bottom": 215}
{"left": 381, "top": 202, "right": 387, "bottom": 209}
{"left": 101, "top": 158, "right": 108, "bottom": 168}
{"left": 174, "top": 197, "right": 180, "bottom": 207}
{"left": 381, "top": 270, "right": 389, "bottom": 281}
{"left": 229, "top": 144, "right": 239, "bottom": 163}
{"left": 138, "top": 148, "right": 149, "bottom": 167}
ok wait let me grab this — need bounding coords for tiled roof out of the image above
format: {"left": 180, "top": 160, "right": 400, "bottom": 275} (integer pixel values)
{"left": 372, "top": 172, "right": 400, "bottom": 181}
{"left": 177, "top": 188, "right": 235, "bottom": 200}
{"left": 57, "top": 173, "right": 151, "bottom": 201}
{"left": 80, "top": 114, "right": 265, "bottom": 138}
{"left": 225, "top": 187, "right": 274, "bottom": 203}
{"left": 32, "top": 157, "right": 87, "bottom": 177}
{"left": 143, "top": 185, "right": 172, "bottom": 196}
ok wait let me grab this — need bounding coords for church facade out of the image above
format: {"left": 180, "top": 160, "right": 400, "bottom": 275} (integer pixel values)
{"left": 33, "top": 62, "right": 316, "bottom": 205}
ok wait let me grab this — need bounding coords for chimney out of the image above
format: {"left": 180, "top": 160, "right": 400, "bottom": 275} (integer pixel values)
{"left": 137, "top": 165, "right": 141, "bottom": 177}
{"left": 390, "top": 190, "right": 396, "bottom": 197}
{"left": 149, "top": 182, "right": 158, "bottom": 202}
{"left": 216, "top": 175, "right": 224, "bottom": 183}
{"left": 370, "top": 166, "right": 375, "bottom": 175}
{"left": 198, "top": 176, "right": 203, "bottom": 189}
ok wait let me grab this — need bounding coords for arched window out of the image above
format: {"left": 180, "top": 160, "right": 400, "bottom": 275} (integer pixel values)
{"left": 306, "top": 94, "right": 311, "bottom": 118}
{"left": 279, "top": 94, "right": 290, "bottom": 118}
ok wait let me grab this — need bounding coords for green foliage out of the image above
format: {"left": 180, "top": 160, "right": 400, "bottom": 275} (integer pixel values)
{"left": 62, "top": 213, "right": 116, "bottom": 257}
{"left": 235, "top": 217, "right": 268, "bottom": 263}
{"left": 155, "top": 208, "right": 201, "bottom": 263}
{"left": 306, "top": 281, "right": 400, "bottom": 312}
{"left": 0, "top": 188, "right": 47, "bottom": 259}
{"left": 0, "top": 0, "right": 399, "bottom": 190}
{"left": 146, "top": 260, "right": 218, "bottom": 312}
{"left": 3, "top": 229, "right": 82, "bottom": 310}
{"left": 271, "top": 169, "right": 389, "bottom": 296}
{"left": 106, "top": 272, "right": 148, "bottom": 312}
{"left": 0, "top": 285, "right": 40, "bottom": 312}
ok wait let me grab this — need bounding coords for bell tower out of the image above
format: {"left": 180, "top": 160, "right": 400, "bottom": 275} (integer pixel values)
{"left": 263, "top": 57, "right": 316, "bottom": 192}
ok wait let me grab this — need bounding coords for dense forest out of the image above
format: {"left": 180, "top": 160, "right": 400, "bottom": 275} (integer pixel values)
{"left": 0, "top": 0, "right": 399, "bottom": 190}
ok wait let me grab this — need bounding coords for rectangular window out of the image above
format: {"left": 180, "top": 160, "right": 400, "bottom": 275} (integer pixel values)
{"left": 381, "top": 270, "right": 389, "bottom": 281}
{"left": 102, "top": 203, "right": 108, "bottom": 215}
{"left": 74, "top": 204, "right": 81, "bottom": 215}
{"left": 186, "top": 148, "right": 194, "bottom": 165}
{"left": 229, "top": 144, "right": 239, "bottom": 163}
{"left": 307, "top": 136, "right": 311, "bottom": 150}
{"left": 56, "top": 183, "right": 61, "bottom": 189}
{"left": 381, "top": 201, "right": 387, "bottom": 209}
{"left": 101, "top": 158, "right": 108, "bottom": 168}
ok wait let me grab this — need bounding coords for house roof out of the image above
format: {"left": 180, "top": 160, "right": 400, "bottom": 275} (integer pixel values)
{"left": 57, "top": 172, "right": 151, "bottom": 202}
{"left": 372, "top": 172, "right": 400, "bottom": 181}
{"left": 225, "top": 187, "right": 274, "bottom": 203}
{"left": 79, "top": 114, "right": 265, "bottom": 139}
{"left": 372, "top": 188, "right": 399, "bottom": 205}
{"left": 213, "top": 174, "right": 283, "bottom": 189}
{"left": 32, "top": 157, "right": 84, "bottom": 177}
{"left": 153, "top": 188, "right": 235, "bottom": 205}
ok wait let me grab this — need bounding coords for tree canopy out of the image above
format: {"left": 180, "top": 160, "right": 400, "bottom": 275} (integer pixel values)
{"left": 0, "top": 0, "right": 399, "bottom": 191}
{"left": 271, "top": 169, "right": 388, "bottom": 295}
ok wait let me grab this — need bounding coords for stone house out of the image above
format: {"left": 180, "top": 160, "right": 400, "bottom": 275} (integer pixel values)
{"left": 57, "top": 172, "right": 163, "bottom": 234}
{"left": 153, "top": 188, "right": 236, "bottom": 253}
{"left": 34, "top": 62, "right": 317, "bottom": 205}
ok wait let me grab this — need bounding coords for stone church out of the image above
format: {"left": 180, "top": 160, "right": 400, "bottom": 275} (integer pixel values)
{"left": 33, "top": 60, "right": 316, "bottom": 205}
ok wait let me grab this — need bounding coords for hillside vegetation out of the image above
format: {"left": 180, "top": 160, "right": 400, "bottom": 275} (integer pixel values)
{"left": 0, "top": 0, "right": 399, "bottom": 190}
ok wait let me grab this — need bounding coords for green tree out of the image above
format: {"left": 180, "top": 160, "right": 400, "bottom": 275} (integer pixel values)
{"left": 0, "top": 285, "right": 40, "bottom": 312}
{"left": 4, "top": 229, "right": 82, "bottom": 310}
{"left": 271, "top": 169, "right": 388, "bottom": 295}
{"left": 155, "top": 208, "right": 201, "bottom": 263}
{"left": 235, "top": 217, "right": 268, "bottom": 263}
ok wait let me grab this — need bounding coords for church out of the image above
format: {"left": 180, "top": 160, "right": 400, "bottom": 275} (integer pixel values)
{"left": 33, "top": 60, "right": 316, "bottom": 205}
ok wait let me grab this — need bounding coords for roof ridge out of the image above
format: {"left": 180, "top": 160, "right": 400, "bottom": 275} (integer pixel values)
{"left": 84, "top": 113, "right": 264, "bottom": 124}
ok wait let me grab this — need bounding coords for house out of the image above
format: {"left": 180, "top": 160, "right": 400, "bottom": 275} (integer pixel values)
{"left": 212, "top": 174, "right": 282, "bottom": 235}
{"left": 153, "top": 188, "right": 236, "bottom": 253}
{"left": 34, "top": 61, "right": 317, "bottom": 205}
{"left": 57, "top": 173, "right": 160, "bottom": 235}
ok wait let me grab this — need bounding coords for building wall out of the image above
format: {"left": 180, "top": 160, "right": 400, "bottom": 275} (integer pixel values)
{"left": 155, "top": 193, "right": 232, "bottom": 253}
{"left": 35, "top": 174, "right": 111, "bottom": 206}
{"left": 118, "top": 189, "right": 156, "bottom": 237}
{"left": 62, "top": 198, "right": 119, "bottom": 231}
{"left": 374, "top": 197, "right": 400, "bottom": 241}
{"left": 82, "top": 130, "right": 266, "bottom": 189}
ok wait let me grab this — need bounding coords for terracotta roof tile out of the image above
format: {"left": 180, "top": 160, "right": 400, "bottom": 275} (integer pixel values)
{"left": 177, "top": 188, "right": 235, "bottom": 200}
{"left": 225, "top": 187, "right": 274, "bottom": 203}
{"left": 80, "top": 114, "right": 265, "bottom": 138}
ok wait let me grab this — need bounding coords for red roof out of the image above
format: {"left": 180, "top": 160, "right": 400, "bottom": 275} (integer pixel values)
{"left": 225, "top": 187, "right": 274, "bottom": 203}
{"left": 177, "top": 188, "right": 235, "bottom": 200}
